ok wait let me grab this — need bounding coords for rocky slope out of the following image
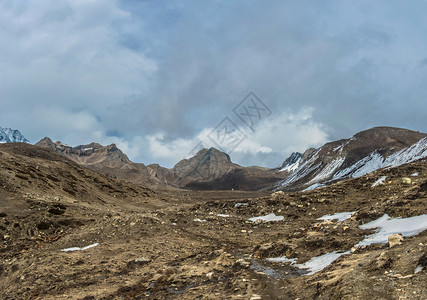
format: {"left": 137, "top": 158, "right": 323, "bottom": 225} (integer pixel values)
{"left": 0, "top": 127, "right": 30, "bottom": 143}
{"left": 172, "top": 147, "right": 285, "bottom": 190}
{"left": 35, "top": 137, "right": 175, "bottom": 189}
{"left": 36, "top": 139, "right": 286, "bottom": 191}
{"left": 277, "top": 127, "right": 427, "bottom": 191}
{"left": 1, "top": 141, "right": 426, "bottom": 299}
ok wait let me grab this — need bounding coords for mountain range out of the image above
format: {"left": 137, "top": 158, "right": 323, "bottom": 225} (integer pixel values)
{"left": 35, "top": 138, "right": 286, "bottom": 190}
{"left": 3, "top": 126, "right": 426, "bottom": 191}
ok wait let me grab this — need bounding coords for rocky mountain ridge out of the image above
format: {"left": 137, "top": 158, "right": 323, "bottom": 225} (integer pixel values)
{"left": 0, "top": 127, "right": 30, "bottom": 143}
{"left": 277, "top": 127, "right": 427, "bottom": 191}
{"left": 35, "top": 138, "right": 286, "bottom": 190}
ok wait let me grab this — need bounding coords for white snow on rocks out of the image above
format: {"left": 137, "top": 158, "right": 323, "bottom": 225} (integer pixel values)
{"left": 295, "top": 250, "right": 350, "bottom": 275}
{"left": 266, "top": 256, "right": 298, "bottom": 264}
{"left": 278, "top": 136, "right": 427, "bottom": 190}
{"left": 304, "top": 183, "right": 326, "bottom": 191}
{"left": 317, "top": 211, "right": 356, "bottom": 222}
{"left": 357, "top": 214, "right": 427, "bottom": 246}
{"left": 280, "top": 158, "right": 302, "bottom": 173}
{"left": 266, "top": 213, "right": 427, "bottom": 276}
{"left": 371, "top": 176, "right": 387, "bottom": 187}
{"left": 61, "top": 243, "right": 99, "bottom": 252}
{"left": 217, "top": 214, "right": 230, "bottom": 218}
{"left": 249, "top": 213, "right": 284, "bottom": 223}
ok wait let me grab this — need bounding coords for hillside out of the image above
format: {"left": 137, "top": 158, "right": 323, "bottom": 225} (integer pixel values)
{"left": 0, "top": 141, "right": 426, "bottom": 299}
{"left": 277, "top": 127, "right": 427, "bottom": 191}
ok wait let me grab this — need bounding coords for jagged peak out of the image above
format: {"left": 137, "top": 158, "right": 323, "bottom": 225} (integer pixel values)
{"left": 0, "top": 127, "right": 30, "bottom": 143}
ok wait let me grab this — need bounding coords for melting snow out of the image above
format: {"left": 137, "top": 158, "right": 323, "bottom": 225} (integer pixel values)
{"left": 61, "top": 243, "right": 99, "bottom": 252}
{"left": 266, "top": 213, "right": 427, "bottom": 276}
{"left": 318, "top": 211, "right": 356, "bottom": 222}
{"left": 295, "top": 251, "right": 350, "bottom": 275}
{"left": 249, "top": 213, "right": 284, "bottom": 223}
{"left": 414, "top": 265, "right": 423, "bottom": 274}
{"left": 304, "top": 183, "right": 326, "bottom": 191}
{"left": 266, "top": 256, "right": 298, "bottom": 264}
{"left": 217, "top": 214, "right": 230, "bottom": 218}
{"left": 193, "top": 218, "right": 206, "bottom": 222}
{"left": 279, "top": 136, "right": 427, "bottom": 190}
{"left": 307, "top": 156, "right": 345, "bottom": 184}
{"left": 371, "top": 176, "right": 387, "bottom": 187}
{"left": 335, "top": 137, "right": 427, "bottom": 180}
{"left": 357, "top": 214, "right": 427, "bottom": 246}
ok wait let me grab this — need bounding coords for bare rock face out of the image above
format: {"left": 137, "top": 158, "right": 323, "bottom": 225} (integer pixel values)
{"left": 171, "top": 148, "right": 287, "bottom": 190}
{"left": 172, "top": 148, "right": 236, "bottom": 182}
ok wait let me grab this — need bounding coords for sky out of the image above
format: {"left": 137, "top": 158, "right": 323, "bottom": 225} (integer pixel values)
{"left": 1, "top": 0, "right": 426, "bottom": 168}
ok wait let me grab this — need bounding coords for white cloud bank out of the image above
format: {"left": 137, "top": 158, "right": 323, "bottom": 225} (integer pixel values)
{"left": 145, "top": 107, "right": 328, "bottom": 167}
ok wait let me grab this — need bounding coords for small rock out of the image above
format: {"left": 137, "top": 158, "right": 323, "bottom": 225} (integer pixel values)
{"left": 250, "top": 295, "right": 262, "bottom": 300}
{"left": 401, "top": 177, "right": 411, "bottom": 184}
{"left": 271, "top": 191, "right": 285, "bottom": 200}
{"left": 133, "top": 257, "right": 151, "bottom": 265}
{"left": 236, "top": 259, "right": 251, "bottom": 268}
{"left": 259, "top": 244, "right": 273, "bottom": 251}
{"left": 317, "top": 198, "right": 326, "bottom": 203}
{"left": 388, "top": 233, "right": 403, "bottom": 247}
{"left": 414, "top": 265, "right": 423, "bottom": 274}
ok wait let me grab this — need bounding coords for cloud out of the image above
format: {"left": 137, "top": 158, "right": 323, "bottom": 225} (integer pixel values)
{"left": 0, "top": 0, "right": 426, "bottom": 168}
{"left": 145, "top": 107, "right": 328, "bottom": 168}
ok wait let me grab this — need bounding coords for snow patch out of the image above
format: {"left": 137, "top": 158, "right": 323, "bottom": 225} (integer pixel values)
{"left": 217, "top": 214, "right": 230, "bottom": 218}
{"left": 294, "top": 251, "right": 350, "bottom": 275}
{"left": 304, "top": 183, "right": 326, "bottom": 191}
{"left": 371, "top": 176, "right": 387, "bottom": 187}
{"left": 280, "top": 158, "right": 302, "bottom": 173}
{"left": 234, "top": 203, "right": 248, "bottom": 208}
{"left": 266, "top": 256, "right": 298, "bottom": 264}
{"left": 317, "top": 211, "right": 356, "bottom": 222}
{"left": 193, "top": 218, "right": 207, "bottom": 222}
{"left": 249, "top": 213, "right": 284, "bottom": 223}
{"left": 61, "top": 243, "right": 99, "bottom": 252}
{"left": 307, "top": 157, "right": 345, "bottom": 185}
{"left": 357, "top": 214, "right": 427, "bottom": 246}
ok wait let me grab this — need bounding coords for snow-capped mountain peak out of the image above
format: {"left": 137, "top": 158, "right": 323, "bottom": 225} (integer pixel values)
{"left": 279, "top": 152, "right": 303, "bottom": 172}
{"left": 276, "top": 127, "right": 427, "bottom": 191}
{"left": 0, "top": 127, "right": 30, "bottom": 143}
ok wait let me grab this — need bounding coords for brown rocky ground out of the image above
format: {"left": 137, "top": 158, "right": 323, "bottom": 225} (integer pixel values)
{"left": 0, "top": 143, "right": 426, "bottom": 299}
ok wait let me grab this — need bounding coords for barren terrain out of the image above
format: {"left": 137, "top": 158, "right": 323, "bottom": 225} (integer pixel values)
{"left": 0, "top": 143, "right": 426, "bottom": 299}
